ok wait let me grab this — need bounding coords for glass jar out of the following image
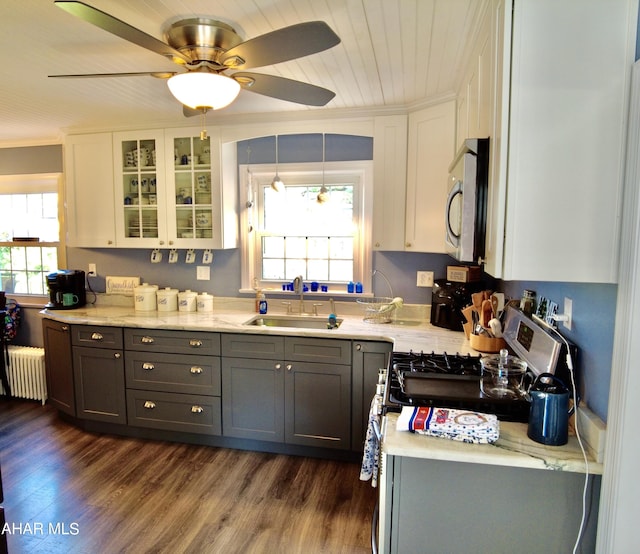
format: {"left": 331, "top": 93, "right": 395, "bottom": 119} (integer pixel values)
{"left": 520, "top": 289, "right": 537, "bottom": 316}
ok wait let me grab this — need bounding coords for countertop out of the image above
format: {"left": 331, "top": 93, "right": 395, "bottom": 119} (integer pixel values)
{"left": 39, "top": 296, "right": 473, "bottom": 354}
{"left": 382, "top": 412, "right": 601, "bottom": 475}
{"left": 40, "top": 296, "right": 604, "bottom": 474}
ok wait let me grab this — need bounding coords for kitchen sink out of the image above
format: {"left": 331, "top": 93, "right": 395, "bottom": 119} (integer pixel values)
{"left": 243, "top": 314, "right": 343, "bottom": 329}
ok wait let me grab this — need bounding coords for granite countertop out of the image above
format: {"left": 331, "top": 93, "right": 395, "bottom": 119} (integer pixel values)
{"left": 40, "top": 296, "right": 604, "bottom": 474}
{"left": 382, "top": 412, "right": 602, "bottom": 475}
{"left": 39, "top": 296, "right": 473, "bottom": 354}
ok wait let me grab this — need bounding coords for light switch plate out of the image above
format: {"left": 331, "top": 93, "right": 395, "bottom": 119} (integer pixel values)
{"left": 417, "top": 271, "right": 434, "bottom": 287}
{"left": 196, "top": 266, "right": 210, "bottom": 280}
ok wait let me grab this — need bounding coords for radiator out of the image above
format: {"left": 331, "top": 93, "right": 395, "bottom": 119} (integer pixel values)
{"left": 0, "top": 346, "right": 47, "bottom": 405}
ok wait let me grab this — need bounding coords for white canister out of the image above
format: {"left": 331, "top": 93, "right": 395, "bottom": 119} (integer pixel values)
{"left": 156, "top": 287, "right": 178, "bottom": 311}
{"left": 178, "top": 289, "right": 197, "bottom": 312}
{"left": 196, "top": 292, "right": 214, "bottom": 312}
{"left": 134, "top": 283, "right": 158, "bottom": 312}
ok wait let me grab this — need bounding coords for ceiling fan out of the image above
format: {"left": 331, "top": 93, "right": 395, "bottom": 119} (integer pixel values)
{"left": 49, "top": 1, "right": 341, "bottom": 116}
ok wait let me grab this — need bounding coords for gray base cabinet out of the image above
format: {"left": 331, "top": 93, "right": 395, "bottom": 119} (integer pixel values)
{"left": 352, "top": 341, "right": 392, "bottom": 450}
{"left": 123, "top": 329, "right": 222, "bottom": 435}
{"left": 71, "top": 325, "right": 125, "bottom": 424}
{"left": 381, "top": 455, "right": 600, "bottom": 554}
{"left": 42, "top": 319, "right": 75, "bottom": 416}
{"left": 221, "top": 334, "right": 352, "bottom": 450}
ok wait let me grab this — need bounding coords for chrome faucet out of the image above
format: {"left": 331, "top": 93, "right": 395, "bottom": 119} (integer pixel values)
{"left": 293, "top": 275, "right": 305, "bottom": 314}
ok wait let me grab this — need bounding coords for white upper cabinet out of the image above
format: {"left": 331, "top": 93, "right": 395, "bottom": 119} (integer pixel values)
{"left": 372, "top": 104, "right": 455, "bottom": 254}
{"left": 372, "top": 115, "right": 408, "bottom": 251}
{"left": 65, "top": 133, "right": 116, "bottom": 248}
{"left": 483, "top": 0, "right": 635, "bottom": 282}
{"left": 404, "top": 101, "right": 456, "bottom": 253}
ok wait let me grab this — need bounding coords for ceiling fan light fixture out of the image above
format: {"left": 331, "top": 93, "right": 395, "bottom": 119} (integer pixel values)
{"left": 167, "top": 72, "right": 240, "bottom": 110}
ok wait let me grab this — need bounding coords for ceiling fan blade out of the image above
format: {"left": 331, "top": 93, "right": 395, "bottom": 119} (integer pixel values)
{"left": 54, "top": 1, "right": 191, "bottom": 64}
{"left": 221, "top": 21, "right": 340, "bottom": 70}
{"left": 49, "top": 71, "right": 177, "bottom": 79}
{"left": 233, "top": 72, "right": 335, "bottom": 106}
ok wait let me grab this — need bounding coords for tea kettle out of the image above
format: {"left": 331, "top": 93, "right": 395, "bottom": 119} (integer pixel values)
{"left": 527, "top": 373, "right": 574, "bottom": 446}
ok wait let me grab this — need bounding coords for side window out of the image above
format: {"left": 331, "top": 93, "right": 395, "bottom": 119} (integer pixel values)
{"left": 0, "top": 174, "right": 65, "bottom": 295}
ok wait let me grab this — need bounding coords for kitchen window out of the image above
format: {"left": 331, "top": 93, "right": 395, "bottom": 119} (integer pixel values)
{"left": 0, "top": 174, "right": 65, "bottom": 296}
{"left": 240, "top": 161, "right": 372, "bottom": 292}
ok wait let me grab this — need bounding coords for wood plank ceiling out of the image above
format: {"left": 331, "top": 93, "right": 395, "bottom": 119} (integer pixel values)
{"left": 0, "top": 0, "right": 488, "bottom": 143}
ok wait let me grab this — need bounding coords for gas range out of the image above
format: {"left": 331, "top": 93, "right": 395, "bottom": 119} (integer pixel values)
{"left": 383, "top": 350, "right": 531, "bottom": 422}
{"left": 382, "top": 307, "right": 574, "bottom": 423}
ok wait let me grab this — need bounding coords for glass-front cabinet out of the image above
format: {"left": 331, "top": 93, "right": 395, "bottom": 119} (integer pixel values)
{"left": 164, "top": 127, "right": 237, "bottom": 250}
{"left": 113, "top": 130, "right": 167, "bottom": 247}
{"left": 112, "top": 127, "right": 237, "bottom": 249}
{"left": 168, "top": 132, "right": 214, "bottom": 247}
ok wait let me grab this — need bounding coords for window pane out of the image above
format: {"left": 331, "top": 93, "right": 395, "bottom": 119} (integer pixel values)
{"left": 262, "top": 258, "right": 285, "bottom": 280}
{"left": 262, "top": 236, "right": 284, "bottom": 258}
{"left": 329, "top": 260, "right": 353, "bottom": 282}
{"left": 10, "top": 247, "right": 27, "bottom": 270}
{"left": 285, "top": 259, "right": 306, "bottom": 280}
{"left": 308, "top": 260, "right": 329, "bottom": 281}
{"left": 308, "top": 237, "right": 329, "bottom": 258}
{"left": 286, "top": 237, "right": 306, "bottom": 258}
{"left": 330, "top": 237, "right": 353, "bottom": 259}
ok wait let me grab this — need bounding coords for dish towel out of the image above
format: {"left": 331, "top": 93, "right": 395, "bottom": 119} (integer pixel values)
{"left": 396, "top": 406, "right": 500, "bottom": 444}
{"left": 359, "top": 396, "right": 381, "bottom": 487}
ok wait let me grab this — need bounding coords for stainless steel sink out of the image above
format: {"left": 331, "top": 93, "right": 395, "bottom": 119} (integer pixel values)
{"left": 243, "top": 314, "right": 343, "bottom": 329}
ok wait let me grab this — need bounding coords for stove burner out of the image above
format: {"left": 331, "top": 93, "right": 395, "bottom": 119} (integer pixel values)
{"left": 392, "top": 350, "right": 482, "bottom": 376}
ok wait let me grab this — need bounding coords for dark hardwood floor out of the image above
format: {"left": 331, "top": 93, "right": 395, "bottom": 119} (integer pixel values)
{"left": 0, "top": 399, "right": 376, "bottom": 553}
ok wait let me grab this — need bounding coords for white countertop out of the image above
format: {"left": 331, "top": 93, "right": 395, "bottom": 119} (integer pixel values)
{"left": 40, "top": 296, "right": 473, "bottom": 354}
{"left": 40, "top": 296, "right": 604, "bottom": 474}
{"left": 382, "top": 412, "right": 601, "bottom": 474}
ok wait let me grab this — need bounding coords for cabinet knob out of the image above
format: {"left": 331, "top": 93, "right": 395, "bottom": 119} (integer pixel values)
{"left": 405, "top": 242, "right": 412, "bottom": 247}
{"left": 275, "top": 363, "right": 281, "bottom": 370}
{"left": 286, "top": 364, "right": 293, "bottom": 371}
{"left": 191, "top": 405, "right": 204, "bottom": 414}
{"left": 114, "top": 352, "right": 121, "bottom": 359}
{"left": 169, "top": 240, "right": 174, "bottom": 245}
{"left": 61, "top": 325, "right": 69, "bottom": 332}
{"left": 189, "top": 339, "right": 203, "bottom": 348}
{"left": 159, "top": 241, "right": 165, "bottom": 245}
{"left": 375, "top": 242, "right": 380, "bottom": 247}
{"left": 143, "top": 401, "right": 156, "bottom": 409}
{"left": 190, "top": 366, "right": 203, "bottom": 375}
{"left": 90, "top": 332, "right": 103, "bottom": 341}
{"left": 141, "top": 336, "right": 155, "bottom": 344}
{"left": 356, "top": 343, "right": 362, "bottom": 351}
{"left": 142, "top": 362, "right": 155, "bottom": 370}
{"left": 107, "top": 240, "right": 113, "bottom": 245}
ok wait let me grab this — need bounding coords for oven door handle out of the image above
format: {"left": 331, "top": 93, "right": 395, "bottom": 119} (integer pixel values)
{"left": 372, "top": 417, "right": 382, "bottom": 442}
{"left": 371, "top": 500, "right": 379, "bottom": 554}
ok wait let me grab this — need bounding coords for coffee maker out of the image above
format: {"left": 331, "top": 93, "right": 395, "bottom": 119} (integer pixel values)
{"left": 46, "top": 270, "right": 86, "bottom": 310}
{"left": 430, "top": 279, "right": 481, "bottom": 331}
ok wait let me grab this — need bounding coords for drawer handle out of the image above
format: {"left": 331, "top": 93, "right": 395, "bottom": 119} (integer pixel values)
{"left": 191, "top": 405, "right": 204, "bottom": 414}
{"left": 275, "top": 363, "right": 281, "bottom": 370}
{"left": 190, "top": 366, "right": 203, "bottom": 375}
{"left": 189, "top": 339, "right": 203, "bottom": 348}
{"left": 286, "top": 364, "right": 292, "bottom": 371}
{"left": 141, "top": 336, "right": 155, "bottom": 344}
{"left": 91, "top": 332, "right": 103, "bottom": 341}
{"left": 143, "top": 401, "right": 156, "bottom": 409}
{"left": 114, "top": 353, "right": 121, "bottom": 359}
{"left": 142, "top": 362, "right": 155, "bottom": 371}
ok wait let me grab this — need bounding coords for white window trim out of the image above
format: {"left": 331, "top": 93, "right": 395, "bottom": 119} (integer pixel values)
{"left": 239, "top": 161, "right": 373, "bottom": 294}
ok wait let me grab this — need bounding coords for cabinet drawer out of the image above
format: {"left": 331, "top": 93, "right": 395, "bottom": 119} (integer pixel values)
{"left": 285, "top": 337, "right": 351, "bottom": 365}
{"left": 125, "top": 353, "right": 220, "bottom": 396}
{"left": 126, "top": 390, "right": 221, "bottom": 435}
{"left": 72, "top": 325, "right": 123, "bottom": 349}
{"left": 221, "top": 333, "right": 285, "bottom": 360}
{"left": 124, "top": 328, "right": 220, "bottom": 355}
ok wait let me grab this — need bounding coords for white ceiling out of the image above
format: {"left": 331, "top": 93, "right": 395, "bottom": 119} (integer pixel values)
{"left": 0, "top": 0, "right": 487, "bottom": 145}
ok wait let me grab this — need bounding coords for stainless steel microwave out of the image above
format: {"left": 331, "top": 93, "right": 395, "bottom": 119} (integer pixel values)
{"left": 444, "top": 138, "right": 490, "bottom": 263}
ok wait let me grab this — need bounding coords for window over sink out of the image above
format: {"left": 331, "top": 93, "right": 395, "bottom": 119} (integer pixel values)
{"left": 239, "top": 161, "right": 372, "bottom": 293}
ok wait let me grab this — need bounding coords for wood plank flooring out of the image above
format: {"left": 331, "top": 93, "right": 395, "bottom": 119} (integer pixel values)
{"left": 0, "top": 399, "right": 376, "bottom": 554}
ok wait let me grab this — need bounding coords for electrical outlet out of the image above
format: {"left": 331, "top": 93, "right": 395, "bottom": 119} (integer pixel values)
{"left": 417, "top": 271, "right": 434, "bottom": 287}
{"left": 88, "top": 263, "right": 97, "bottom": 276}
{"left": 563, "top": 297, "right": 573, "bottom": 330}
